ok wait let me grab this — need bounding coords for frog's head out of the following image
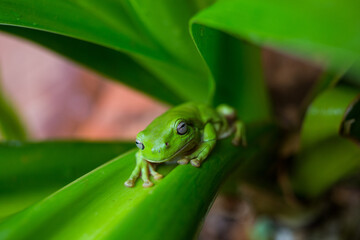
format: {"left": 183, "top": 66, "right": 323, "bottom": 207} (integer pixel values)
{"left": 135, "top": 117, "right": 199, "bottom": 162}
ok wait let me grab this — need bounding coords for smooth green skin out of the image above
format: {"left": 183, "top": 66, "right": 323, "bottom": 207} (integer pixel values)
{"left": 125, "top": 102, "right": 246, "bottom": 188}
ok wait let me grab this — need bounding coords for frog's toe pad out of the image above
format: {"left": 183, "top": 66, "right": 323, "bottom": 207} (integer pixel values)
{"left": 190, "top": 159, "right": 201, "bottom": 168}
{"left": 142, "top": 181, "right": 154, "bottom": 188}
{"left": 154, "top": 173, "right": 163, "bottom": 180}
{"left": 177, "top": 159, "right": 189, "bottom": 165}
{"left": 124, "top": 180, "right": 135, "bottom": 188}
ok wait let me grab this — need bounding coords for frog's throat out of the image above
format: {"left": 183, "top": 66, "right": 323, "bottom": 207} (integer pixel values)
{"left": 145, "top": 140, "right": 193, "bottom": 163}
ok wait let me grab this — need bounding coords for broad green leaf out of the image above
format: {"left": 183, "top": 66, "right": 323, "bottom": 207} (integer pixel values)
{"left": 0, "top": 78, "right": 27, "bottom": 140}
{"left": 191, "top": 0, "right": 360, "bottom": 79}
{"left": 191, "top": 20, "right": 271, "bottom": 122}
{"left": 0, "top": 0, "right": 211, "bottom": 104}
{"left": 0, "top": 124, "right": 276, "bottom": 240}
{"left": 0, "top": 141, "right": 133, "bottom": 218}
{"left": 292, "top": 85, "right": 360, "bottom": 198}
{"left": 300, "top": 85, "right": 359, "bottom": 149}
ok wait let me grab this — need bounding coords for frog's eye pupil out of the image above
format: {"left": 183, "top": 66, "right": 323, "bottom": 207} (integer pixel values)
{"left": 177, "top": 121, "right": 188, "bottom": 135}
{"left": 135, "top": 140, "right": 144, "bottom": 150}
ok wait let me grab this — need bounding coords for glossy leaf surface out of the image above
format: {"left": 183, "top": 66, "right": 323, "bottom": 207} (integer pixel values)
{"left": 0, "top": 124, "right": 276, "bottom": 240}
{"left": 190, "top": 22, "right": 271, "bottom": 123}
{"left": 0, "top": 141, "right": 133, "bottom": 218}
{"left": 191, "top": 0, "right": 360, "bottom": 78}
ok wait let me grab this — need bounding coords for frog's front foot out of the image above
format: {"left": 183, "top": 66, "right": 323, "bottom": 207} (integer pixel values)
{"left": 142, "top": 180, "right": 153, "bottom": 188}
{"left": 186, "top": 140, "right": 216, "bottom": 168}
{"left": 190, "top": 159, "right": 201, "bottom": 168}
{"left": 124, "top": 179, "right": 135, "bottom": 188}
{"left": 149, "top": 164, "right": 163, "bottom": 180}
{"left": 177, "top": 158, "right": 189, "bottom": 165}
{"left": 124, "top": 155, "right": 163, "bottom": 188}
{"left": 151, "top": 172, "right": 163, "bottom": 180}
{"left": 178, "top": 157, "right": 200, "bottom": 167}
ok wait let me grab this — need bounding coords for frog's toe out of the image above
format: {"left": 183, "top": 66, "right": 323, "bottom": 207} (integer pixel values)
{"left": 124, "top": 179, "right": 135, "bottom": 188}
{"left": 190, "top": 159, "right": 201, "bottom": 168}
{"left": 177, "top": 159, "right": 189, "bottom": 165}
{"left": 142, "top": 180, "right": 154, "bottom": 188}
{"left": 153, "top": 173, "right": 163, "bottom": 180}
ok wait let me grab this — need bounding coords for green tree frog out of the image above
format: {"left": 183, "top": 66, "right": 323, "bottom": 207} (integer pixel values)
{"left": 124, "top": 102, "right": 246, "bottom": 188}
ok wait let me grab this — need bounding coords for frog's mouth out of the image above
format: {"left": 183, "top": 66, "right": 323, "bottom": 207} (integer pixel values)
{"left": 144, "top": 140, "right": 194, "bottom": 163}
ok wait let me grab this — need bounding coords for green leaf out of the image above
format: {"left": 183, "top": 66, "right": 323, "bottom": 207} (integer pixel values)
{"left": 0, "top": 141, "right": 133, "bottom": 218}
{"left": 190, "top": 24, "right": 271, "bottom": 122}
{"left": 0, "top": 78, "right": 27, "bottom": 140}
{"left": 0, "top": 124, "right": 275, "bottom": 239}
{"left": 292, "top": 85, "right": 360, "bottom": 198}
{"left": 0, "top": 0, "right": 211, "bottom": 104}
{"left": 300, "top": 85, "right": 359, "bottom": 149}
{"left": 190, "top": 0, "right": 360, "bottom": 77}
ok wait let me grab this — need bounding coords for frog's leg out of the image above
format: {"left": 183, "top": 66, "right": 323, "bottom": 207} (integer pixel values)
{"left": 148, "top": 163, "right": 163, "bottom": 180}
{"left": 124, "top": 151, "right": 142, "bottom": 188}
{"left": 177, "top": 158, "right": 189, "bottom": 165}
{"left": 232, "top": 120, "right": 247, "bottom": 146}
{"left": 216, "top": 104, "right": 247, "bottom": 146}
{"left": 186, "top": 123, "right": 217, "bottom": 167}
{"left": 140, "top": 160, "right": 153, "bottom": 188}
{"left": 124, "top": 151, "right": 154, "bottom": 188}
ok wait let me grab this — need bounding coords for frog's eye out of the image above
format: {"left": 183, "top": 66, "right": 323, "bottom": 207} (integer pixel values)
{"left": 135, "top": 140, "right": 144, "bottom": 150}
{"left": 177, "top": 121, "right": 187, "bottom": 135}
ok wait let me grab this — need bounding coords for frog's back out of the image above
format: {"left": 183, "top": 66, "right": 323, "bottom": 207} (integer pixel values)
{"left": 151, "top": 102, "right": 235, "bottom": 139}
{"left": 172, "top": 102, "right": 221, "bottom": 123}
{"left": 173, "top": 102, "right": 229, "bottom": 133}
{"left": 149, "top": 102, "right": 203, "bottom": 130}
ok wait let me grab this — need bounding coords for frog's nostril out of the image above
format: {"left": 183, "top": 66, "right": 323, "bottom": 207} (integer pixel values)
{"left": 165, "top": 142, "right": 169, "bottom": 147}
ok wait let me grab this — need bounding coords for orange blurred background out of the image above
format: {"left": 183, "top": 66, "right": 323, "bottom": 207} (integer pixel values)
{"left": 0, "top": 32, "right": 167, "bottom": 141}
